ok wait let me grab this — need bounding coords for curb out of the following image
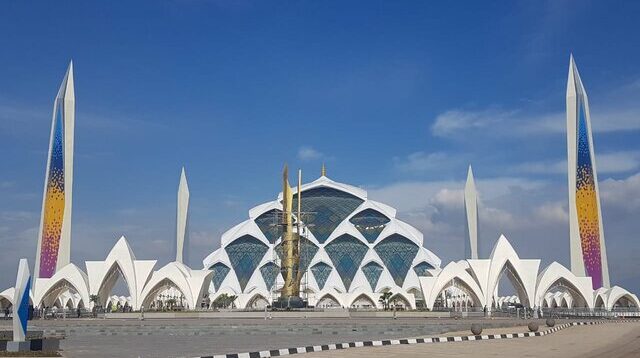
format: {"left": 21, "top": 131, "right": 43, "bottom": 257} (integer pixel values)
{"left": 194, "top": 319, "right": 638, "bottom": 358}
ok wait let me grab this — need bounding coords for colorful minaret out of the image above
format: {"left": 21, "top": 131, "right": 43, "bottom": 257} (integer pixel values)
{"left": 34, "top": 61, "right": 75, "bottom": 279}
{"left": 566, "top": 55, "right": 610, "bottom": 289}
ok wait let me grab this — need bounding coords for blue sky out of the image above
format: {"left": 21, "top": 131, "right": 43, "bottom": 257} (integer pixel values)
{"left": 1, "top": 1, "right": 640, "bottom": 294}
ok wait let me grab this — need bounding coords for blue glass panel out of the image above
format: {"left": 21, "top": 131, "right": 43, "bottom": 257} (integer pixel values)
{"left": 224, "top": 235, "right": 268, "bottom": 292}
{"left": 293, "top": 187, "right": 364, "bottom": 243}
{"left": 361, "top": 261, "right": 383, "bottom": 291}
{"left": 274, "top": 236, "right": 319, "bottom": 273}
{"left": 324, "top": 234, "right": 368, "bottom": 291}
{"left": 209, "top": 262, "right": 230, "bottom": 291}
{"left": 254, "top": 209, "right": 283, "bottom": 243}
{"left": 349, "top": 209, "right": 390, "bottom": 243}
{"left": 260, "top": 262, "right": 279, "bottom": 290}
{"left": 374, "top": 234, "right": 419, "bottom": 287}
{"left": 310, "top": 262, "right": 332, "bottom": 290}
{"left": 413, "top": 261, "right": 434, "bottom": 277}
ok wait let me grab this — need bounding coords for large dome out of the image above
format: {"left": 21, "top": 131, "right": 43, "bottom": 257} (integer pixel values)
{"left": 202, "top": 175, "right": 441, "bottom": 309}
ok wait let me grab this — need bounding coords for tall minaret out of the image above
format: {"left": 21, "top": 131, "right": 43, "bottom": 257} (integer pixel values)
{"left": 176, "top": 167, "right": 190, "bottom": 264}
{"left": 464, "top": 165, "right": 479, "bottom": 259}
{"left": 566, "top": 55, "right": 610, "bottom": 289}
{"left": 34, "top": 61, "right": 75, "bottom": 279}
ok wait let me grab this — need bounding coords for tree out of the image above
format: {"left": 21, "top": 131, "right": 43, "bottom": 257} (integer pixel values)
{"left": 213, "top": 293, "right": 237, "bottom": 309}
{"left": 379, "top": 292, "right": 392, "bottom": 310}
{"left": 166, "top": 298, "right": 177, "bottom": 310}
{"left": 89, "top": 294, "right": 101, "bottom": 317}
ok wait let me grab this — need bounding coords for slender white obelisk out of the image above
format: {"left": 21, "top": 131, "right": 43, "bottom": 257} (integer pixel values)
{"left": 566, "top": 55, "right": 610, "bottom": 289}
{"left": 34, "top": 61, "right": 75, "bottom": 280}
{"left": 464, "top": 165, "right": 479, "bottom": 259}
{"left": 8, "top": 259, "right": 31, "bottom": 352}
{"left": 176, "top": 167, "right": 190, "bottom": 264}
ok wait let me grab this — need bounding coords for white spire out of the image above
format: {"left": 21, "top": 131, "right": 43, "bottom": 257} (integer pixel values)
{"left": 464, "top": 165, "right": 479, "bottom": 259}
{"left": 176, "top": 167, "right": 190, "bottom": 264}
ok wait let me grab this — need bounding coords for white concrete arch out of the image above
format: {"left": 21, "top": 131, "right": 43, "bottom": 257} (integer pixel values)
{"left": 245, "top": 293, "right": 270, "bottom": 309}
{"left": 606, "top": 286, "right": 640, "bottom": 310}
{"left": 535, "top": 262, "right": 594, "bottom": 309}
{"left": 485, "top": 235, "right": 540, "bottom": 308}
{"left": 316, "top": 292, "right": 343, "bottom": 308}
{"left": 33, "top": 263, "right": 90, "bottom": 309}
{"left": 86, "top": 236, "right": 156, "bottom": 309}
{"left": 419, "top": 261, "right": 484, "bottom": 310}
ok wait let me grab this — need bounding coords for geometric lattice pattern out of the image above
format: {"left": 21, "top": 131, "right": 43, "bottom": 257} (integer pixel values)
{"left": 575, "top": 93, "right": 603, "bottom": 289}
{"left": 254, "top": 209, "right": 283, "bottom": 243}
{"left": 293, "top": 187, "right": 364, "bottom": 243}
{"left": 209, "top": 262, "right": 230, "bottom": 291}
{"left": 274, "top": 237, "right": 319, "bottom": 274}
{"left": 361, "top": 261, "right": 383, "bottom": 291}
{"left": 310, "top": 262, "right": 332, "bottom": 290}
{"left": 374, "top": 234, "right": 419, "bottom": 287}
{"left": 413, "top": 261, "right": 434, "bottom": 277}
{"left": 349, "top": 209, "right": 390, "bottom": 243}
{"left": 225, "top": 235, "right": 268, "bottom": 292}
{"left": 260, "top": 262, "right": 279, "bottom": 290}
{"left": 324, "top": 234, "right": 368, "bottom": 291}
{"left": 39, "top": 102, "right": 66, "bottom": 278}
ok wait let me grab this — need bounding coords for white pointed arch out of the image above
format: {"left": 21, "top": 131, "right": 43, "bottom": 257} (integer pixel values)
{"left": 419, "top": 261, "right": 484, "bottom": 310}
{"left": 85, "top": 236, "right": 156, "bottom": 309}
{"left": 484, "top": 235, "right": 540, "bottom": 308}
{"left": 33, "top": 263, "right": 90, "bottom": 309}
{"left": 606, "top": 286, "right": 640, "bottom": 310}
{"left": 535, "top": 262, "right": 594, "bottom": 309}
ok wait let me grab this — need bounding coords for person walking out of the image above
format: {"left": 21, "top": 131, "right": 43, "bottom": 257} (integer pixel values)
{"left": 4, "top": 307, "right": 9, "bottom": 319}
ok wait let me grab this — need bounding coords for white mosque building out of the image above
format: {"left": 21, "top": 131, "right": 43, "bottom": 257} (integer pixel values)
{"left": 1, "top": 57, "right": 639, "bottom": 314}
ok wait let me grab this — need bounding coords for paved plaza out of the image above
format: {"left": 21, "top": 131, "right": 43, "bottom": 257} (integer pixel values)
{"left": 1, "top": 317, "right": 548, "bottom": 357}
{"left": 303, "top": 321, "right": 640, "bottom": 358}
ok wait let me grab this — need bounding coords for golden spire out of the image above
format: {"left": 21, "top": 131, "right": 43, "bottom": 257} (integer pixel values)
{"left": 321, "top": 162, "right": 326, "bottom": 177}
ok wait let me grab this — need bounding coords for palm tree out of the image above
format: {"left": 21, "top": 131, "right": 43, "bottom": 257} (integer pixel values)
{"left": 379, "top": 292, "right": 392, "bottom": 310}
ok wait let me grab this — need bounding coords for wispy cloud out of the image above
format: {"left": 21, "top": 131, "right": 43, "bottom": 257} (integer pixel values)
{"left": 393, "top": 151, "right": 459, "bottom": 173}
{"left": 297, "top": 146, "right": 324, "bottom": 161}
{"left": 512, "top": 151, "right": 640, "bottom": 175}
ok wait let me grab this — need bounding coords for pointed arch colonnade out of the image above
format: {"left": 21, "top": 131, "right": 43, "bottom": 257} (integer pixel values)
{"left": 1, "top": 235, "right": 637, "bottom": 313}
{"left": 2, "top": 236, "right": 213, "bottom": 311}
{"left": 419, "top": 235, "right": 639, "bottom": 312}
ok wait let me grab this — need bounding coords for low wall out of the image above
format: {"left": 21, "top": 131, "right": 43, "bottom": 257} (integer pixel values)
{"left": 105, "top": 310, "right": 484, "bottom": 319}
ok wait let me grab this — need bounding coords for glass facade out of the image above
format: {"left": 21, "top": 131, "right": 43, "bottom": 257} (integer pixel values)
{"left": 413, "top": 261, "right": 434, "bottom": 277}
{"left": 224, "top": 235, "right": 269, "bottom": 292}
{"left": 325, "top": 234, "right": 368, "bottom": 291}
{"left": 293, "top": 187, "right": 364, "bottom": 243}
{"left": 310, "top": 262, "right": 332, "bottom": 290}
{"left": 259, "top": 262, "right": 279, "bottom": 290}
{"left": 254, "top": 209, "right": 283, "bottom": 243}
{"left": 209, "top": 262, "right": 230, "bottom": 291}
{"left": 361, "top": 261, "right": 383, "bottom": 291}
{"left": 374, "top": 234, "right": 419, "bottom": 287}
{"left": 349, "top": 209, "right": 390, "bottom": 243}
{"left": 274, "top": 236, "right": 319, "bottom": 273}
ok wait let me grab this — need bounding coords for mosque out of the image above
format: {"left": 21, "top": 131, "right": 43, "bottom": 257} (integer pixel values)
{"left": 1, "top": 56, "right": 638, "bottom": 313}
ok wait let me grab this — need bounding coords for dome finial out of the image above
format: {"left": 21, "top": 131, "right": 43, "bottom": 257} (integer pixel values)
{"left": 321, "top": 162, "right": 326, "bottom": 177}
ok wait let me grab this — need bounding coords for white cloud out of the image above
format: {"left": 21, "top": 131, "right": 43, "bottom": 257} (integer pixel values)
{"left": 297, "top": 146, "right": 323, "bottom": 161}
{"left": 512, "top": 151, "right": 640, "bottom": 175}
{"left": 431, "top": 109, "right": 517, "bottom": 137}
{"left": 600, "top": 172, "right": 640, "bottom": 210}
{"left": 394, "top": 151, "right": 456, "bottom": 173}
{"left": 534, "top": 201, "right": 569, "bottom": 224}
